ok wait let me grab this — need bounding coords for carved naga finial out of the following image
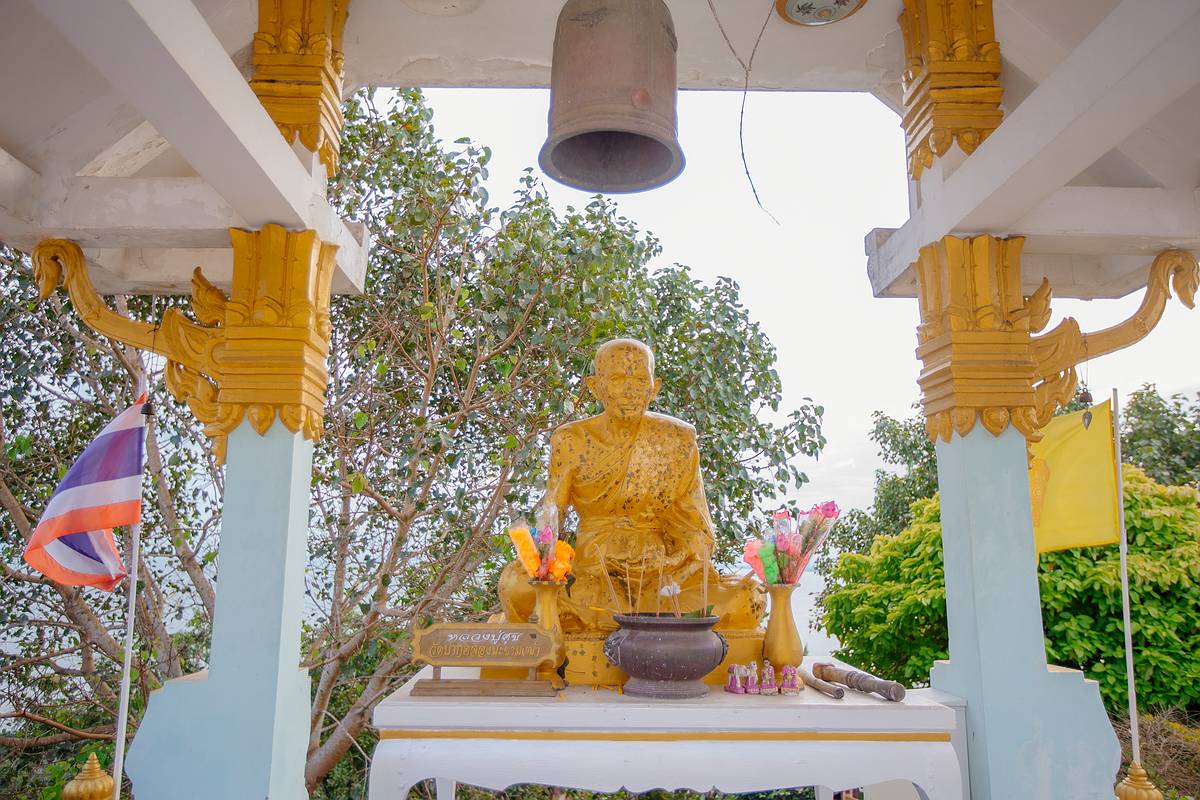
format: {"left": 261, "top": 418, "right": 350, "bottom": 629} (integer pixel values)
{"left": 1030, "top": 249, "right": 1199, "bottom": 429}
{"left": 32, "top": 240, "right": 229, "bottom": 460}
{"left": 32, "top": 227, "right": 336, "bottom": 462}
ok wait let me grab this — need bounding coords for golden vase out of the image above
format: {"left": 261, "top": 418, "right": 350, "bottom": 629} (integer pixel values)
{"left": 531, "top": 580, "right": 567, "bottom": 687}
{"left": 763, "top": 583, "right": 804, "bottom": 667}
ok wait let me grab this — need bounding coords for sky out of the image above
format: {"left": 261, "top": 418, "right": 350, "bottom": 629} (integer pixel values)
{"left": 423, "top": 87, "right": 1200, "bottom": 650}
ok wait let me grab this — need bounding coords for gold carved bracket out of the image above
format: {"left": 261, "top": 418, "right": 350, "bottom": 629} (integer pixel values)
{"left": 1028, "top": 249, "right": 1199, "bottom": 429}
{"left": 251, "top": 0, "right": 350, "bottom": 176}
{"left": 32, "top": 226, "right": 337, "bottom": 462}
{"left": 915, "top": 236, "right": 1198, "bottom": 443}
{"left": 898, "top": 0, "right": 1004, "bottom": 180}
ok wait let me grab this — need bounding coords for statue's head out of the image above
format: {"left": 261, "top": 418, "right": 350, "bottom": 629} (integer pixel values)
{"left": 585, "top": 338, "right": 661, "bottom": 422}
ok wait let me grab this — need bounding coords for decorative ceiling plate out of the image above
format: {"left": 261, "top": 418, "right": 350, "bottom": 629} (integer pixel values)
{"left": 775, "top": 0, "right": 868, "bottom": 26}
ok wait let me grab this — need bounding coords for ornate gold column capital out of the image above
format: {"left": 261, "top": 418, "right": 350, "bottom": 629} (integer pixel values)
{"left": 915, "top": 235, "right": 1043, "bottom": 442}
{"left": 898, "top": 0, "right": 1004, "bottom": 180}
{"left": 33, "top": 225, "right": 337, "bottom": 462}
{"left": 914, "top": 235, "right": 1199, "bottom": 443}
{"left": 250, "top": 0, "right": 350, "bottom": 176}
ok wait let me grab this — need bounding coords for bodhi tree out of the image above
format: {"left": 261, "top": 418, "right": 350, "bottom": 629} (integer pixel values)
{"left": 0, "top": 89, "right": 824, "bottom": 798}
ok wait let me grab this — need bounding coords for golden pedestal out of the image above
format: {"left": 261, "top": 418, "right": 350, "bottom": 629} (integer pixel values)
{"left": 485, "top": 627, "right": 764, "bottom": 687}
{"left": 560, "top": 627, "right": 765, "bottom": 687}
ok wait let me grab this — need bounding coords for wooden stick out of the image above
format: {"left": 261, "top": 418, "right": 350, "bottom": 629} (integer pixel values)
{"left": 799, "top": 667, "right": 844, "bottom": 699}
{"left": 702, "top": 543, "right": 710, "bottom": 615}
{"left": 812, "top": 663, "right": 906, "bottom": 702}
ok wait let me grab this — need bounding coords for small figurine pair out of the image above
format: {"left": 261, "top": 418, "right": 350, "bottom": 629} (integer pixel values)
{"left": 724, "top": 660, "right": 803, "bottom": 695}
{"left": 724, "top": 662, "right": 759, "bottom": 693}
{"left": 724, "top": 662, "right": 761, "bottom": 694}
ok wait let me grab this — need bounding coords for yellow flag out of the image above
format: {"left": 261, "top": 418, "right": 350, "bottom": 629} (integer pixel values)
{"left": 1028, "top": 400, "right": 1121, "bottom": 553}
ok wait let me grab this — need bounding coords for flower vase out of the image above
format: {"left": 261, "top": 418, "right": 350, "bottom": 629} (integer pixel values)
{"left": 530, "top": 580, "right": 566, "bottom": 687}
{"left": 763, "top": 583, "right": 804, "bottom": 667}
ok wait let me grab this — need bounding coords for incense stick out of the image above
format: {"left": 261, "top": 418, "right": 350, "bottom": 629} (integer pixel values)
{"left": 622, "top": 555, "right": 633, "bottom": 614}
{"left": 598, "top": 548, "right": 624, "bottom": 614}
{"left": 657, "top": 560, "right": 664, "bottom": 616}
{"left": 633, "top": 543, "right": 648, "bottom": 615}
{"left": 703, "top": 543, "right": 710, "bottom": 615}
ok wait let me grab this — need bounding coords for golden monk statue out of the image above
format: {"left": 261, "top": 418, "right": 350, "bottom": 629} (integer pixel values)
{"left": 499, "top": 339, "right": 764, "bottom": 656}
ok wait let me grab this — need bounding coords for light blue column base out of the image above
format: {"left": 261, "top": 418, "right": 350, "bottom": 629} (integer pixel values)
{"left": 127, "top": 423, "right": 314, "bottom": 799}
{"left": 933, "top": 660, "right": 1117, "bottom": 799}
{"left": 930, "top": 425, "right": 1119, "bottom": 800}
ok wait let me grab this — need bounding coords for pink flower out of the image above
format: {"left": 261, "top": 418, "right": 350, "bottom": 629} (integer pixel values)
{"left": 742, "top": 539, "right": 766, "bottom": 582}
{"left": 536, "top": 526, "right": 555, "bottom": 544}
{"left": 820, "top": 500, "right": 840, "bottom": 519}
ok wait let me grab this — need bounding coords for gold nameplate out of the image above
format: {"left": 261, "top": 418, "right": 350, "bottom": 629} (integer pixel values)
{"left": 411, "top": 623, "right": 558, "bottom": 696}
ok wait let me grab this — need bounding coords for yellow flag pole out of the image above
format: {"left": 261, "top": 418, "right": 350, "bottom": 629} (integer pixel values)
{"left": 1112, "top": 388, "right": 1163, "bottom": 800}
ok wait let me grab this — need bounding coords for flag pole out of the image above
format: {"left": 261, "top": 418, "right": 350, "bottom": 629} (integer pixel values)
{"left": 111, "top": 400, "right": 152, "bottom": 800}
{"left": 1112, "top": 389, "right": 1140, "bottom": 762}
{"left": 1112, "top": 389, "right": 1163, "bottom": 800}
{"left": 110, "top": 520, "right": 140, "bottom": 800}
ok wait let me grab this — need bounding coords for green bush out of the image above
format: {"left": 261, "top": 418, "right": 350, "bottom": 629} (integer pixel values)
{"left": 822, "top": 466, "right": 1200, "bottom": 712}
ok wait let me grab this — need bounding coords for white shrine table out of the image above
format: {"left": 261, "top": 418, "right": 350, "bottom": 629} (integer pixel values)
{"left": 369, "top": 665, "right": 965, "bottom": 799}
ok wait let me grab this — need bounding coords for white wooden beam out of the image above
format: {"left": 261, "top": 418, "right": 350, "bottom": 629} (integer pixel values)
{"left": 1010, "top": 187, "right": 1200, "bottom": 254}
{"left": 869, "top": 0, "right": 1200, "bottom": 297}
{"left": 1, "top": 173, "right": 369, "bottom": 294}
{"left": 33, "top": 0, "right": 311, "bottom": 229}
{"left": 28, "top": 177, "right": 245, "bottom": 249}
{"left": 78, "top": 122, "right": 173, "bottom": 179}
{"left": 868, "top": 188, "right": 1200, "bottom": 299}
{"left": 0, "top": 146, "right": 39, "bottom": 230}
{"left": 995, "top": 0, "right": 1200, "bottom": 191}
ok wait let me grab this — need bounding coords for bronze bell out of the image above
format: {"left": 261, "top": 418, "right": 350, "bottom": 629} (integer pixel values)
{"left": 539, "top": 0, "right": 685, "bottom": 193}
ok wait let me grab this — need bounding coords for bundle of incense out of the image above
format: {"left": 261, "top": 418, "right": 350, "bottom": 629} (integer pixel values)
{"left": 799, "top": 667, "right": 845, "bottom": 699}
{"left": 743, "top": 501, "right": 840, "bottom": 585}
{"left": 659, "top": 580, "right": 682, "bottom": 617}
{"left": 598, "top": 549, "right": 625, "bottom": 613}
{"left": 812, "top": 662, "right": 906, "bottom": 702}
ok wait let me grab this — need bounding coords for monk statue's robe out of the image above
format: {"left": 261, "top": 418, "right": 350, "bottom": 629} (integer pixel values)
{"left": 498, "top": 411, "right": 764, "bottom": 633}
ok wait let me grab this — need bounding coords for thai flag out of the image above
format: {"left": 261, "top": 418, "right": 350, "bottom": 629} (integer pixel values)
{"left": 22, "top": 391, "right": 148, "bottom": 591}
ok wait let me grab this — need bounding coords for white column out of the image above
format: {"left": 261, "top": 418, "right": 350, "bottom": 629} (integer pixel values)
{"left": 126, "top": 422, "right": 313, "bottom": 798}
{"left": 930, "top": 425, "right": 1119, "bottom": 800}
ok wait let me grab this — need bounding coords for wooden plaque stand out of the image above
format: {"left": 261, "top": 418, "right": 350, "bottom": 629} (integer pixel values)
{"left": 410, "top": 623, "right": 559, "bottom": 697}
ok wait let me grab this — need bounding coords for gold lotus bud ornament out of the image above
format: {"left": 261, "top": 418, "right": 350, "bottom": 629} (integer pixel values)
{"left": 1115, "top": 762, "right": 1164, "bottom": 800}
{"left": 62, "top": 753, "right": 115, "bottom": 800}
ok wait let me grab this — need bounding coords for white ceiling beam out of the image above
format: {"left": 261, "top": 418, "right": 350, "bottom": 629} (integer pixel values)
{"left": 1010, "top": 187, "right": 1200, "bottom": 254}
{"left": 1, "top": 174, "right": 369, "bottom": 294}
{"left": 78, "top": 122, "right": 173, "bottom": 179}
{"left": 27, "top": 177, "right": 245, "bottom": 249}
{"left": 0, "top": 146, "right": 39, "bottom": 231}
{"left": 867, "top": 187, "right": 1200, "bottom": 299}
{"left": 80, "top": 235, "right": 367, "bottom": 296}
{"left": 947, "top": 0, "right": 1200, "bottom": 229}
{"left": 33, "top": 0, "right": 311, "bottom": 230}
{"left": 869, "top": 0, "right": 1200, "bottom": 297}
{"left": 995, "top": 0, "right": 1200, "bottom": 191}
{"left": 19, "top": 1, "right": 370, "bottom": 293}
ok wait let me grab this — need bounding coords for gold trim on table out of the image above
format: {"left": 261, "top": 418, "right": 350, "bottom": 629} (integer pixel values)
{"left": 379, "top": 728, "right": 952, "bottom": 743}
